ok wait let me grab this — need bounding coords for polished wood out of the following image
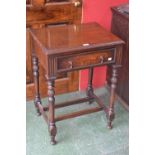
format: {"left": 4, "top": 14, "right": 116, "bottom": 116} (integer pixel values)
{"left": 55, "top": 107, "right": 103, "bottom": 122}
{"left": 57, "top": 49, "right": 114, "bottom": 72}
{"left": 86, "top": 68, "right": 94, "bottom": 104}
{"left": 30, "top": 23, "right": 124, "bottom": 144}
{"left": 107, "top": 65, "right": 119, "bottom": 129}
{"left": 105, "top": 84, "right": 129, "bottom": 111}
{"left": 26, "top": 2, "right": 76, "bottom": 27}
{"left": 92, "top": 94, "right": 108, "bottom": 113}
{"left": 26, "top": 29, "right": 33, "bottom": 83}
{"left": 32, "top": 56, "right": 42, "bottom": 115}
{"left": 38, "top": 103, "right": 48, "bottom": 123}
{"left": 47, "top": 78, "right": 57, "bottom": 145}
{"left": 26, "top": 0, "right": 82, "bottom": 100}
{"left": 55, "top": 97, "right": 93, "bottom": 108}
{"left": 107, "top": 4, "right": 129, "bottom": 106}
{"left": 30, "top": 23, "right": 123, "bottom": 76}
{"left": 43, "top": 97, "right": 93, "bottom": 111}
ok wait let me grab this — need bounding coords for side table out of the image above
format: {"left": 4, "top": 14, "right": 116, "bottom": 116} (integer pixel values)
{"left": 29, "top": 22, "right": 124, "bottom": 144}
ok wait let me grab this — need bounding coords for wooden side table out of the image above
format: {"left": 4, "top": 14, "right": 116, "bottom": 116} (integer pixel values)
{"left": 29, "top": 23, "right": 124, "bottom": 145}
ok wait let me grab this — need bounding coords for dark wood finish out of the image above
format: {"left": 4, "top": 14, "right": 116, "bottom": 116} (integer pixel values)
{"left": 26, "top": 1, "right": 78, "bottom": 27}
{"left": 26, "top": 0, "right": 31, "bottom": 5}
{"left": 30, "top": 23, "right": 124, "bottom": 144}
{"left": 55, "top": 107, "right": 103, "bottom": 122}
{"left": 32, "top": 56, "right": 42, "bottom": 115}
{"left": 107, "top": 65, "right": 119, "bottom": 129}
{"left": 105, "top": 84, "right": 129, "bottom": 111}
{"left": 92, "top": 94, "right": 108, "bottom": 113}
{"left": 26, "top": 29, "right": 33, "bottom": 83}
{"left": 54, "top": 97, "right": 92, "bottom": 108}
{"left": 43, "top": 97, "right": 91, "bottom": 111}
{"left": 86, "top": 68, "right": 94, "bottom": 104}
{"left": 38, "top": 103, "right": 48, "bottom": 123}
{"left": 26, "top": 0, "right": 82, "bottom": 100}
{"left": 43, "top": 97, "right": 93, "bottom": 111}
{"left": 30, "top": 23, "right": 123, "bottom": 76}
{"left": 57, "top": 49, "right": 115, "bottom": 72}
{"left": 107, "top": 4, "right": 129, "bottom": 106}
{"left": 47, "top": 78, "right": 57, "bottom": 145}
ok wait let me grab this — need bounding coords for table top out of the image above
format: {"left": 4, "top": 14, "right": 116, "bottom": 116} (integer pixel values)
{"left": 29, "top": 22, "right": 124, "bottom": 56}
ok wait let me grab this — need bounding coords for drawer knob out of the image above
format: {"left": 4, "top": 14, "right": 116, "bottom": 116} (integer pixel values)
{"left": 68, "top": 61, "right": 73, "bottom": 69}
{"left": 108, "top": 57, "right": 112, "bottom": 61}
{"left": 100, "top": 56, "right": 104, "bottom": 63}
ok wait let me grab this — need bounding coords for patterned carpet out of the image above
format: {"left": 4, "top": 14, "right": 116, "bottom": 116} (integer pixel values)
{"left": 26, "top": 87, "right": 129, "bottom": 155}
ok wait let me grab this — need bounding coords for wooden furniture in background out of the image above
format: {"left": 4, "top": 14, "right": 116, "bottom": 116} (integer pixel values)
{"left": 30, "top": 23, "right": 124, "bottom": 144}
{"left": 26, "top": 0, "right": 82, "bottom": 100}
{"left": 107, "top": 4, "right": 129, "bottom": 108}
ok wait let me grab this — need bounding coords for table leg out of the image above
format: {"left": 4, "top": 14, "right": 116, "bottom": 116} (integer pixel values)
{"left": 32, "top": 56, "right": 41, "bottom": 116}
{"left": 47, "top": 78, "right": 57, "bottom": 145}
{"left": 86, "top": 67, "right": 94, "bottom": 104}
{"left": 107, "top": 65, "right": 118, "bottom": 129}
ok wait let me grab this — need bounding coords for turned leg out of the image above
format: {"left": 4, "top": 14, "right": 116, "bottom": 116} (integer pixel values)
{"left": 47, "top": 79, "right": 57, "bottom": 145}
{"left": 107, "top": 65, "right": 118, "bottom": 129}
{"left": 32, "top": 56, "right": 41, "bottom": 116}
{"left": 86, "top": 67, "right": 94, "bottom": 104}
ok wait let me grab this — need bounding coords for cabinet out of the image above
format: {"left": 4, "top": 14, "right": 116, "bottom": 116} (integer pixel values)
{"left": 26, "top": 0, "right": 82, "bottom": 100}
{"left": 107, "top": 4, "right": 129, "bottom": 106}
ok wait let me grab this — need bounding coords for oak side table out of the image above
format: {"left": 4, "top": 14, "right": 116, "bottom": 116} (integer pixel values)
{"left": 29, "top": 22, "right": 124, "bottom": 145}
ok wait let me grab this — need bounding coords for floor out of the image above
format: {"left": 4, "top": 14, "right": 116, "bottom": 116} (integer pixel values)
{"left": 26, "top": 87, "right": 129, "bottom": 155}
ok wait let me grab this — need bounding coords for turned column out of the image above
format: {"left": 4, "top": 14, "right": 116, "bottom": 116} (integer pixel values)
{"left": 32, "top": 56, "right": 42, "bottom": 116}
{"left": 47, "top": 78, "right": 57, "bottom": 145}
{"left": 86, "top": 67, "right": 94, "bottom": 104}
{"left": 107, "top": 65, "right": 118, "bottom": 129}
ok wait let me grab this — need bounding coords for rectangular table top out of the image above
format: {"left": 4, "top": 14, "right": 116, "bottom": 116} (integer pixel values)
{"left": 29, "top": 22, "right": 124, "bottom": 56}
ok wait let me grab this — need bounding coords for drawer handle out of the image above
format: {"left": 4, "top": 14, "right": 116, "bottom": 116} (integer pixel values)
{"left": 99, "top": 56, "right": 104, "bottom": 63}
{"left": 68, "top": 61, "right": 73, "bottom": 69}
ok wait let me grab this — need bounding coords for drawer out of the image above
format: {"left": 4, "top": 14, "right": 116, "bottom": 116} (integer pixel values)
{"left": 56, "top": 48, "right": 115, "bottom": 72}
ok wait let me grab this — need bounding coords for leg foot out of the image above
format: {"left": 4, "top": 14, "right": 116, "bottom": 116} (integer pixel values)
{"left": 107, "top": 108, "right": 115, "bottom": 129}
{"left": 49, "top": 123, "right": 57, "bottom": 145}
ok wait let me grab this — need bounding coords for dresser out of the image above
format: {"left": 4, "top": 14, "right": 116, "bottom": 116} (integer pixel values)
{"left": 107, "top": 4, "right": 129, "bottom": 108}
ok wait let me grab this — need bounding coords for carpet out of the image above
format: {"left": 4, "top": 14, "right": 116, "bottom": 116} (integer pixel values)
{"left": 26, "top": 87, "right": 129, "bottom": 155}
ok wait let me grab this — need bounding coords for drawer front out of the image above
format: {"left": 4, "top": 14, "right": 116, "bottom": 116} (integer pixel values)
{"left": 56, "top": 48, "right": 115, "bottom": 72}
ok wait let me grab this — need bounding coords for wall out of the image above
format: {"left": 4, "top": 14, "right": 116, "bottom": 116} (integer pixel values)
{"left": 79, "top": 0, "right": 128, "bottom": 90}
